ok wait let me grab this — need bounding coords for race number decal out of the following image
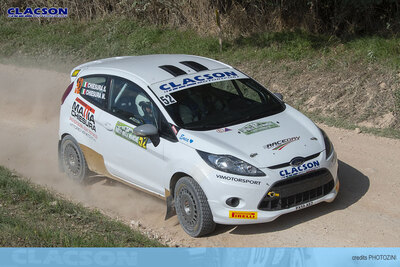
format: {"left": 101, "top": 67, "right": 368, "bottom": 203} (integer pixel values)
{"left": 159, "top": 94, "right": 177, "bottom": 106}
{"left": 138, "top": 136, "right": 148, "bottom": 149}
{"left": 75, "top": 78, "right": 83, "bottom": 94}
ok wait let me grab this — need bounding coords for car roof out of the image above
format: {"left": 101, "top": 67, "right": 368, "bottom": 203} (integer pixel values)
{"left": 73, "top": 54, "right": 232, "bottom": 85}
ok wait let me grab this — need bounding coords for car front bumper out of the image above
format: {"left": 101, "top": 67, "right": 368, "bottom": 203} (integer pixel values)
{"left": 197, "top": 150, "right": 339, "bottom": 225}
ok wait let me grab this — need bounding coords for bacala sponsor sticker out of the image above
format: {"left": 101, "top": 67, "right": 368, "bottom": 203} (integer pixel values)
{"left": 114, "top": 121, "right": 148, "bottom": 149}
{"left": 263, "top": 136, "right": 300, "bottom": 150}
{"left": 238, "top": 121, "right": 279, "bottom": 135}
{"left": 229, "top": 211, "right": 257, "bottom": 219}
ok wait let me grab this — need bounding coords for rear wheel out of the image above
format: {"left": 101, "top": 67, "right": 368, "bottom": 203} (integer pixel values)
{"left": 60, "top": 135, "right": 89, "bottom": 182}
{"left": 174, "top": 177, "right": 215, "bottom": 237}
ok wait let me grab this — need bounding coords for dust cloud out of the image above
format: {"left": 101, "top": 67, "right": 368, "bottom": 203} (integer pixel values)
{"left": 0, "top": 63, "right": 168, "bottom": 242}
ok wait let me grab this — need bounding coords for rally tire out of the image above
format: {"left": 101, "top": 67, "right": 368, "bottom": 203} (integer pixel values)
{"left": 60, "top": 135, "right": 89, "bottom": 183}
{"left": 174, "top": 176, "right": 216, "bottom": 237}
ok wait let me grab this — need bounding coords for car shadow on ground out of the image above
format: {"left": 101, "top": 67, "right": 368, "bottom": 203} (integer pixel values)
{"left": 213, "top": 160, "right": 370, "bottom": 236}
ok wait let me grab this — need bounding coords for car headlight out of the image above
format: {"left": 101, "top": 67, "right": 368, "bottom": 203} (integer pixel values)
{"left": 320, "top": 128, "right": 334, "bottom": 159}
{"left": 197, "top": 150, "right": 266, "bottom": 177}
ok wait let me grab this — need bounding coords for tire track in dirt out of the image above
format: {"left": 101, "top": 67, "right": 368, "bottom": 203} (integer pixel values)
{"left": 0, "top": 63, "right": 399, "bottom": 246}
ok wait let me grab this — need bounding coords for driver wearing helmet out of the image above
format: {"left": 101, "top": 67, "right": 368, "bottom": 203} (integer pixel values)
{"left": 139, "top": 101, "right": 155, "bottom": 125}
{"left": 136, "top": 94, "right": 157, "bottom": 126}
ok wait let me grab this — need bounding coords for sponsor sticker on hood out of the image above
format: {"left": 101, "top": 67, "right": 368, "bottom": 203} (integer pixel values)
{"left": 216, "top": 127, "right": 232, "bottom": 133}
{"left": 263, "top": 136, "right": 300, "bottom": 150}
{"left": 238, "top": 121, "right": 279, "bottom": 135}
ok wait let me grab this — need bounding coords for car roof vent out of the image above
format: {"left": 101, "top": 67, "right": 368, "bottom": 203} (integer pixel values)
{"left": 179, "top": 61, "right": 209, "bottom": 72}
{"left": 159, "top": 65, "right": 187, "bottom": 77}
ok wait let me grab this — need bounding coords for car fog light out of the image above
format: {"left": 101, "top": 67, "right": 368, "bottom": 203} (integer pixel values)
{"left": 226, "top": 197, "right": 240, "bottom": 207}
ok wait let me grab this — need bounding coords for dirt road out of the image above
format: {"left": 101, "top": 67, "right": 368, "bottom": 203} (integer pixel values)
{"left": 0, "top": 64, "right": 399, "bottom": 247}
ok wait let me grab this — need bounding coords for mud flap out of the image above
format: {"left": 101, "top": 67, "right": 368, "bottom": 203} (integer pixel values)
{"left": 165, "top": 189, "right": 176, "bottom": 220}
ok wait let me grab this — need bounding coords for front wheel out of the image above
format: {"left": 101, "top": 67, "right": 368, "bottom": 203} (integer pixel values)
{"left": 174, "top": 177, "right": 216, "bottom": 237}
{"left": 60, "top": 135, "right": 89, "bottom": 182}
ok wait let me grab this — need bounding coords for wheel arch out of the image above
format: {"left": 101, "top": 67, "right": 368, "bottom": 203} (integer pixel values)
{"left": 169, "top": 172, "right": 190, "bottom": 198}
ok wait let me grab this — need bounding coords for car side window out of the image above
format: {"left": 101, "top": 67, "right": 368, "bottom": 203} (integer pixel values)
{"left": 108, "top": 77, "right": 159, "bottom": 127}
{"left": 234, "top": 80, "right": 263, "bottom": 103}
{"left": 76, "top": 76, "right": 107, "bottom": 108}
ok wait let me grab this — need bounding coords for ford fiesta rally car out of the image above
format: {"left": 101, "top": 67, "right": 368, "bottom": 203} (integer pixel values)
{"left": 58, "top": 55, "right": 339, "bottom": 237}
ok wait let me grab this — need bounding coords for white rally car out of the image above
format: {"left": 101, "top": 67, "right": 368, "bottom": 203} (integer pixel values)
{"left": 58, "top": 55, "right": 339, "bottom": 237}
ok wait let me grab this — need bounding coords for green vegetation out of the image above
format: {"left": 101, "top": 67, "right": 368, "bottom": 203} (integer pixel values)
{"left": 0, "top": 15, "right": 399, "bottom": 135}
{"left": 0, "top": 17, "right": 218, "bottom": 68}
{"left": 2, "top": 0, "right": 399, "bottom": 37}
{"left": 0, "top": 166, "right": 165, "bottom": 247}
{"left": 1, "top": 17, "right": 400, "bottom": 69}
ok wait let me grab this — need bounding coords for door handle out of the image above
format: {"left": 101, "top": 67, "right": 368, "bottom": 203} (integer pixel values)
{"left": 103, "top": 122, "right": 113, "bottom": 131}
{"left": 97, "top": 120, "right": 114, "bottom": 131}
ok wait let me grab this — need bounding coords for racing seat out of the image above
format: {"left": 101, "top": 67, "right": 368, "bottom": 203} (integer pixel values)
{"left": 117, "top": 96, "right": 138, "bottom": 115}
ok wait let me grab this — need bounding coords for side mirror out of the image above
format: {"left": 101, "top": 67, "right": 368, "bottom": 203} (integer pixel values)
{"left": 273, "top": 93, "right": 283, "bottom": 101}
{"left": 132, "top": 124, "right": 160, "bottom": 147}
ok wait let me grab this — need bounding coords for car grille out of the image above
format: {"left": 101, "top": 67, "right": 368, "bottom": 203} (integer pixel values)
{"left": 268, "top": 152, "right": 320, "bottom": 169}
{"left": 258, "top": 169, "right": 334, "bottom": 211}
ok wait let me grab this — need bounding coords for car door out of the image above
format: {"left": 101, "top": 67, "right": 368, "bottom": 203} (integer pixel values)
{"left": 96, "top": 75, "right": 172, "bottom": 196}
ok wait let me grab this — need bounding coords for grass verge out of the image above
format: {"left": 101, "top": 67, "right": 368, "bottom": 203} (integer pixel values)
{"left": 0, "top": 166, "right": 165, "bottom": 247}
{"left": 1, "top": 16, "right": 399, "bottom": 137}
{"left": 1, "top": 17, "right": 400, "bottom": 69}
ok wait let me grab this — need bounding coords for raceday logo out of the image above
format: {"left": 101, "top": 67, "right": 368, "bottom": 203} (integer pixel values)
{"left": 263, "top": 136, "right": 300, "bottom": 150}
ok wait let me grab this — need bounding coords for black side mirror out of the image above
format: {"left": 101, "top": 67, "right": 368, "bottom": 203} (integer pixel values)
{"left": 133, "top": 124, "right": 160, "bottom": 147}
{"left": 274, "top": 93, "right": 283, "bottom": 101}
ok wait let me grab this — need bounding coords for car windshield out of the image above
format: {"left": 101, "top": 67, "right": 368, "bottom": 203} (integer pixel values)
{"left": 163, "top": 78, "right": 285, "bottom": 130}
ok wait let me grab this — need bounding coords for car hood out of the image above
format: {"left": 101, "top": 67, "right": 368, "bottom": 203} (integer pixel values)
{"left": 176, "top": 105, "right": 325, "bottom": 168}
